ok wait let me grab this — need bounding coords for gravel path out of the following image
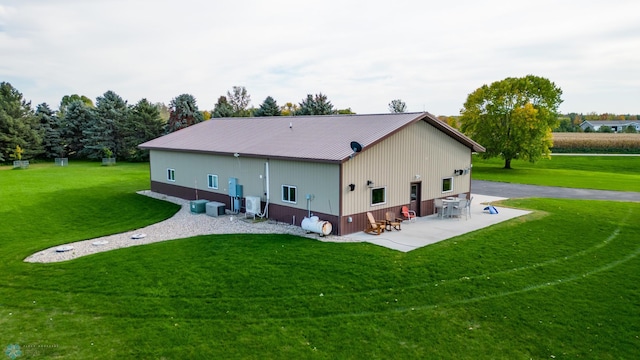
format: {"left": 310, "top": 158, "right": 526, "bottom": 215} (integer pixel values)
{"left": 24, "top": 191, "right": 358, "bottom": 263}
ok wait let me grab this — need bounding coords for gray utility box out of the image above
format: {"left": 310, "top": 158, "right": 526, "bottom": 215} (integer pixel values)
{"left": 190, "top": 199, "right": 209, "bottom": 214}
{"left": 206, "top": 201, "right": 226, "bottom": 217}
{"left": 228, "top": 177, "right": 243, "bottom": 198}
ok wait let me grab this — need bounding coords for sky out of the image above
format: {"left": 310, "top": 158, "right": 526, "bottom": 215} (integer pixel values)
{"left": 1, "top": 0, "right": 639, "bottom": 116}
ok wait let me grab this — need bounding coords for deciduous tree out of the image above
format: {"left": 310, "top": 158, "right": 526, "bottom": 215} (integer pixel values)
{"left": 155, "top": 102, "right": 170, "bottom": 122}
{"left": 460, "top": 75, "right": 563, "bottom": 169}
{"left": 280, "top": 102, "right": 299, "bottom": 116}
{"left": 227, "top": 86, "right": 251, "bottom": 117}
{"left": 337, "top": 108, "right": 356, "bottom": 115}
{"left": 438, "top": 115, "right": 459, "bottom": 128}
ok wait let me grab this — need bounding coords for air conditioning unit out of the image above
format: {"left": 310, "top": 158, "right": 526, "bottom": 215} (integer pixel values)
{"left": 245, "top": 196, "right": 261, "bottom": 218}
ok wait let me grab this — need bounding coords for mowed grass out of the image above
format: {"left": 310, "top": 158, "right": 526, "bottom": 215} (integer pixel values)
{"left": 1, "top": 162, "right": 639, "bottom": 359}
{"left": 471, "top": 155, "right": 640, "bottom": 192}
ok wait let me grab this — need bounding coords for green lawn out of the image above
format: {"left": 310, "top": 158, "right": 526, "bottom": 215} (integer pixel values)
{"left": 1, "top": 162, "right": 639, "bottom": 359}
{"left": 471, "top": 155, "right": 640, "bottom": 192}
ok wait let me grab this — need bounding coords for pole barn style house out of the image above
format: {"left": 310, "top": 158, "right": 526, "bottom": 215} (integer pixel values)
{"left": 139, "top": 112, "right": 485, "bottom": 235}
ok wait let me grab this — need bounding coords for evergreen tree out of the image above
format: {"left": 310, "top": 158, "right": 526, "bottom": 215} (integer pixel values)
{"left": 61, "top": 100, "right": 94, "bottom": 158}
{"left": 35, "top": 103, "right": 63, "bottom": 158}
{"left": 0, "top": 82, "right": 41, "bottom": 161}
{"left": 212, "top": 96, "right": 234, "bottom": 118}
{"left": 296, "top": 93, "right": 336, "bottom": 115}
{"left": 82, "top": 90, "right": 129, "bottom": 159}
{"left": 254, "top": 96, "right": 282, "bottom": 117}
{"left": 58, "top": 94, "right": 94, "bottom": 119}
{"left": 122, "top": 99, "right": 165, "bottom": 161}
{"left": 388, "top": 99, "right": 407, "bottom": 113}
{"left": 167, "top": 94, "right": 203, "bottom": 133}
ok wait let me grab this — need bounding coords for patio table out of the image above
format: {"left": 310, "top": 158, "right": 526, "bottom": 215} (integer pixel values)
{"left": 442, "top": 199, "right": 460, "bottom": 218}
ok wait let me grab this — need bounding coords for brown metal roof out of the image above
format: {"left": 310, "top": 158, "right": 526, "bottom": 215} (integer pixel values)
{"left": 139, "top": 112, "right": 485, "bottom": 163}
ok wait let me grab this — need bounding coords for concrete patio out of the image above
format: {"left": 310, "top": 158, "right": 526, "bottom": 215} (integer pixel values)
{"left": 341, "top": 194, "right": 531, "bottom": 252}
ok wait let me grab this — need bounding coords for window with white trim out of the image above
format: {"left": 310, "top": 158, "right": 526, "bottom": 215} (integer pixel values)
{"left": 207, "top": 174, "right": 218, "bottom": 189}
{"left": 167, "top": 168, "right": 175, "bottom": 182}
{"left": 282, "top": 185, "right": 297, "bottom": 203}
{"left": 371, "top": 186, "right": 386, "bottom": 206}
{"left": 442, "top": 177, "right": 453, "bottom": 193}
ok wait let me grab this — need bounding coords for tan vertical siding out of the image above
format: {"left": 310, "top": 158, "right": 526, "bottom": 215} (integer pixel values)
{"left": 341, "top": 120, "right": 473, "bottom": 216}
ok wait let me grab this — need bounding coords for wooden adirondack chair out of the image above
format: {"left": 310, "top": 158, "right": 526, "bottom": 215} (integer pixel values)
{"left": 385, "top": 211, "right": 402, "bottom": 231}
{"left": 365, "top": 212, "right": 385, "bottom": 235}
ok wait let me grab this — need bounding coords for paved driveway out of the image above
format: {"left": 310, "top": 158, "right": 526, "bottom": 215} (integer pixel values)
{"left": 472, "top": 180, "right": 640, "bottom": 202}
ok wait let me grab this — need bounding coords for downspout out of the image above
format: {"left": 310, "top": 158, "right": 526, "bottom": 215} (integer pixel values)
{"left": 258, "top": 161, "right": 270, "bottom": 218}
{"left": 264, "top": 161, "right": 269, "bottom": 218}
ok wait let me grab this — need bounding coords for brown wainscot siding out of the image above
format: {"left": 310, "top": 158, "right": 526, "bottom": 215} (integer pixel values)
{"left": 151, "top": 181, "right": 232, "bottom": 208}
{"left": 150, "top": 181, "right": 342, "bottom": 235}
{"left": 149, "top": 182, "right": 452, "bottom": 236}
{"left": 268, "top": 203, "right": 340, "bottom": 235}
{"left": 339, "top": 200, "right": 437, "bottom": 235}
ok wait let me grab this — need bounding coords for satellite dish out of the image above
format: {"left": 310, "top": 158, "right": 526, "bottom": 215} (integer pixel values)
{"left": 349, "top": 141, "right": 363, "bottom": 160}
{"left": 350, "top": 141, "right": 362, "bottom": 153}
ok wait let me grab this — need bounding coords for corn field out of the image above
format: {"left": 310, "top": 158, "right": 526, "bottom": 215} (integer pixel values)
{"left": 552, "top": 133, "right": 640, "bottom": 153}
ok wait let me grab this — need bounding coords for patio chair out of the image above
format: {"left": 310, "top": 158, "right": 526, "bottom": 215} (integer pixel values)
{"left": 385, "top": 211, "right": 402, "bottom": 231}
{"left": 434, "top": 198, "right": 448, "bottom": 218}
{"left": 365, "top": 212, "right": 385, "bottom": 235}
{"left": 401, "top": 206, "right": 416, "bottom": 222}
{"left": 451, "top": 199, "right": 468, "bottom": 220}
{"left": 465, "top": 196, "right": 473, "bottom": 218}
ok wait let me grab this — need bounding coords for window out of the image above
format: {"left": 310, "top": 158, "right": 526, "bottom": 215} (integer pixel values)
{"left": 167, "top": 168, "right": 175, "bottom": 182}
{"left": 371, "top": 187, "right": 386, "bottom": 206}
{"left": 282, "top": 185, "right": 297, "bottom": 203}
{"left": 207, "top": 174, "right": 218, "bottom": 189}
{"left": 442, "top": 177, "right": 453, "bottom": 193}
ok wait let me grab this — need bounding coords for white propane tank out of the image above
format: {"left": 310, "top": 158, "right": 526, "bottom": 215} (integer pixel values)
{"left": 301, "top": 216, "right": 332, "bottom": 236}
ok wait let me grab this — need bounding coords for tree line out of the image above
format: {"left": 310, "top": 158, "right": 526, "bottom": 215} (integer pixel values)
{"left": 439, "top": 112, "right": 640, "bottom": 134}
{"left": 554, "top": 113, "right": 639, "bottom": 133}
{"left": 0, "top": 83, "right": 166, "bottom": 163}
{"left": 1, "top": 81, "right": 411, "bottom": 163}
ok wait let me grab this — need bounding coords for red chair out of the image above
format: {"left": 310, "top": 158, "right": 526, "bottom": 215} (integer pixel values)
{"left": 401, "top": 206, "right": 416, "bottom": 222}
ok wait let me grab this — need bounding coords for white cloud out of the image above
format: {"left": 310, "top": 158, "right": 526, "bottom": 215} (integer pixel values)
{"left": 1, "top": 0, "right": 639, "bottom": 114}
